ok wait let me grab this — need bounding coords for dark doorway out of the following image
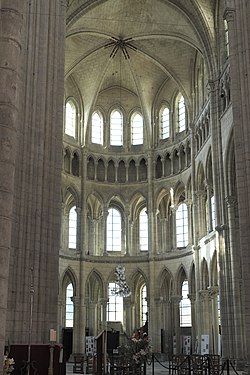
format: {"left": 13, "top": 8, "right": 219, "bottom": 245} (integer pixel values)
{"left": 62, "top": 328, "right": 73, "bottom": 361}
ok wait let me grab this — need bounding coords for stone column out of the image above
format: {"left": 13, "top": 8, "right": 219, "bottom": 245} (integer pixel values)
{"left": 188, "top": 294, "right": 197, "bottom": 353}
{"left": 225, "top": 195, "right": 245, "bottom": 363}
{"left": 0, "top": 2, "right": 23, "bottom": 360}
{"left": 123, "top": 297, "right": 132, "bottom": 335}
{"left": 208, "top": 287, "right": 219, "bottom": 354}
{"left": 72, "top": 296, "right": 81, "bottom": 354}
{"left": 199, "top": 290, "right": 212, "bottom": 340}
{"left": 171, "top": 295, "right": 182, "bottom": 353}
{"left": 89, "top": 302, "right": 98, "bottom": 337}
{"left": 99, "top": 298, "right": 108, "bottom": 332}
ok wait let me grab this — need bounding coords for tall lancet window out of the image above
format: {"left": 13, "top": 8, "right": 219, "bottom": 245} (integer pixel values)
{"left": 139, "top": 207, "right": 148, "bottom": 251}
{"left": 66, "top": 283, "right": 74, "bottom": 327}
{"left": 176, "top": 202, "right": 188, "bottom": 247}
{"left": 178, "top": 95, "right": 186, "bottom": 133}
{"left": 131, "top": 112, "right": 143, "bottom": 145}
{"left": 180, "top": 280, "right": 191, "bottom": 327}
{"left": 107, "top": 207, "right": 122, "bottom": 251}
{"left": 65, "top": 101, "right": 76, "bottom": 137}
{"left": 92, "top": 111, "right": 103, "bottom": 145}
{"left": 110, "top": 110, "right": 123, "bottom": 146}
{"left": 160, "top": 106, "right": 170, "bottom": 139}
{"left": 69, "top": 206, "right": 77, "bottom": 249}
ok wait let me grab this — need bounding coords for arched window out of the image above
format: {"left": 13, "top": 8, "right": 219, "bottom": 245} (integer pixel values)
{"left": 131, "top": 112, "right": 143, "bottom": 145}
{"left": 211, "top": 195, "right": 215, "bottom": 230}
{"left": 66, "top": 283, "right": 74, "bottom": 327}
{"left": 65, "top": 100, "right": 76, "bottom": 137}
{"left": 141, "top": 284, "right": 148, "bottom": 326}
{"left": 69, "top": 206, "right": 77, "bottom": 249}
{"left": 107, "top": 282, "right": 123, "bottom": 322}
{"left": 92, "top": 111, "right": 103, "bottom": 145}
{"left": 180, "top": 280, "right": 191, "bottom": 327}
{"left": 107, "top": 207, "right": 122, "bottom": 251}
{"left": 159, "top": 106, "right": 170, "bottom": 139}
{"left": 110, "top": 110, "right": 123, "bottom": 146}
{"left": 224, "top": 19, "right": 229, "bottom": 58}
{"left": 176, "top": 202, "right": 188, "bottom": 247}
{"left": 139, "top": 207, "right": 148, "bottom": 251}
{"left": 178, "top": 95, "right": 186, "bottom": 133}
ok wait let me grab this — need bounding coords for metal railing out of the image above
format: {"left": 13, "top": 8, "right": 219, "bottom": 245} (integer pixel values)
{"left": 150, "top": 354, "right": 241, "bottom": 375}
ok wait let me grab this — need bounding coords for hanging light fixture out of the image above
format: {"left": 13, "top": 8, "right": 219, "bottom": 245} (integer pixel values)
{"left": 112, "top": 265, "right": 131, "bottom": 297}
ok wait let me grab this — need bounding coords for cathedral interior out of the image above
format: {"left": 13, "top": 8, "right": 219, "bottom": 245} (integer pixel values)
{"left": 1, "top": 0, "right": 250, "bottom": 373}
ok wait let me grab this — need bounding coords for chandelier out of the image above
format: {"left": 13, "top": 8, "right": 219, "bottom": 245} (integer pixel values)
{"left": 112, "top": 265, "right": 131, "bottom": 297}
{"left": 104, "top": 37, "right": 137, "bottom": 59}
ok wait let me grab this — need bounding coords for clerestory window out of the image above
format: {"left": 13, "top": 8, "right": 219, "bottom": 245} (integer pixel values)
{"left": 92, "top": 111, "right": 103, "bottom": 145}
{"left": 159, "top": 106, "right": 170, "bottom": 139}
{"left": 110, "top": 110, "right": 123, "bottom": 146}
{"left": 178, "top": 95, "right": 186, "bottom": 133}
{"left": 131, "top": 112, "right": 143, "bottom": 145}
{"left": 65, "top": 100, "right": 77, "bottom": 137}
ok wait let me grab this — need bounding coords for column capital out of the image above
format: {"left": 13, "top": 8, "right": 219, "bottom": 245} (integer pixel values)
{"left": 171, "top": 295, "right": 182, "bottom": 305}
{"left": 223, "top": 8, "right": 235, "bottom": 23}
{"left": 199, "top": 289, "right": 211, "bottom": 301}
{"left": 225, "top": 195, "right": 237, "bottom": 208}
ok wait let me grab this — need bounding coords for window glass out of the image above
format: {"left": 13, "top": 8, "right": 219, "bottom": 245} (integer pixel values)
{"left": 107, "top": 207, "right": 122, "bottom": 251}
{"left": 69, "top": 206, "right": 77, "bottom": 249}
{"left": 110, "top": 110, "right": 123, "bottom": 146}
{"left": 92, "top": 111, "right": 103, "bottom": 145}
{"left": 141, "top": 284, "right": 148, "bottom": 326}
{"left": 176, "top": 203, "right": 188, "bottom": 247}
{"left": 180, "top": 280, "right": 191, "bottom": 327}
{"left": 66, "top": 283, "right": 74, "bottom": 327}
{"left": 160, "top": 106, "right": 170, "bottom": 139}
{"left": 65, "top": 101, "right": 76, "bottom": 137}
{"left": 131, "top": 113, "right": 143, "bottom": 145}
{"left": 140, "top": 208, "right": 148, "bottom": 251}
{"left": 178, "top": 95, "right": 185, "bottom": 132}
{"left": 211, "top": 195, "right": 215, "bottom": 230}
{"left": 107, "top": 282, "right": 123, "bottom": 322}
